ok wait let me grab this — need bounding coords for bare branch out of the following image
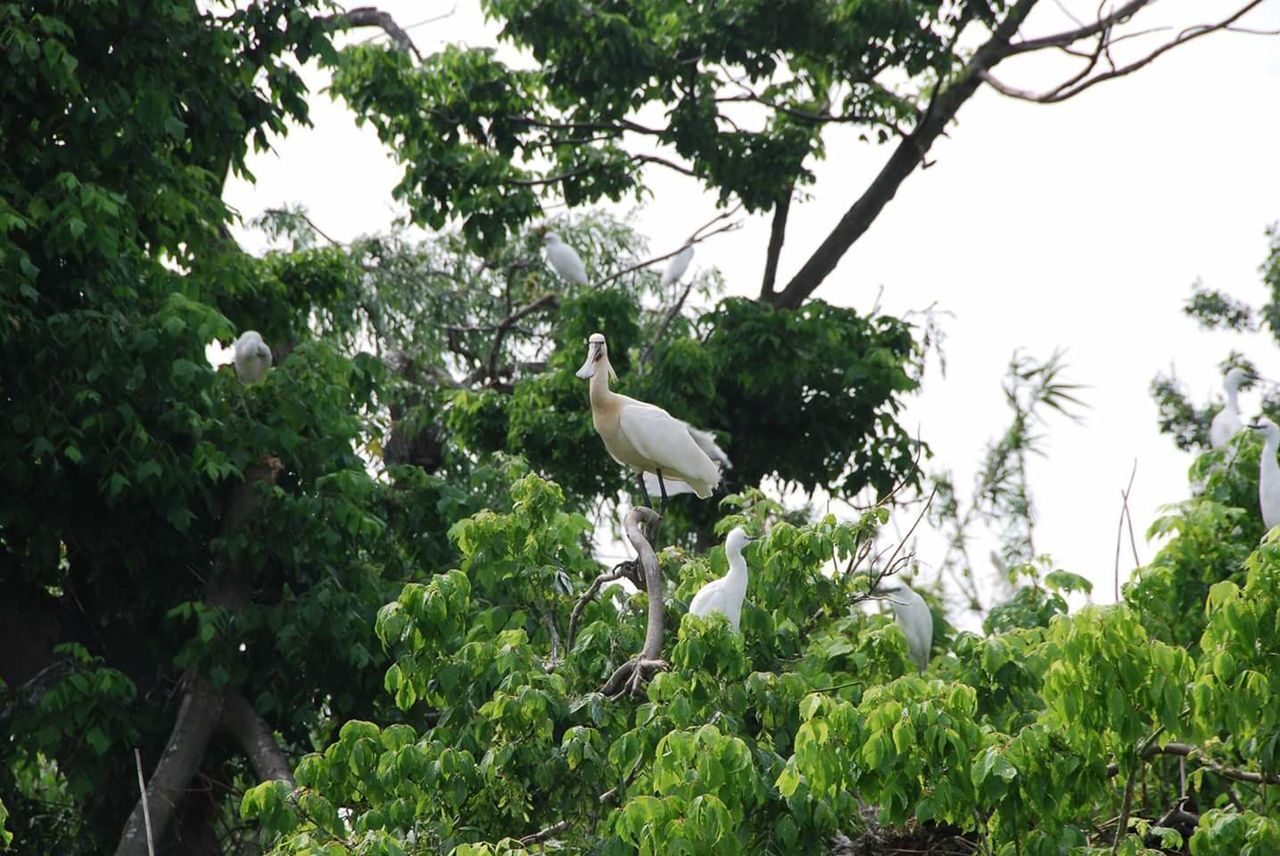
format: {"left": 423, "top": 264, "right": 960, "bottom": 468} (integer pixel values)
{"left": 989, "top": 1, "right": 1268, "bottom": 103}
{"left": 769, "top": 0, "right": 1039, "bottom": 309}
{"left": 1004, "top": 0, "right": 1152, "bottom": 56}
{"left": 567, "top": 562, "right": 631, "bottom": 651}
{"left": 484, "top": 294, "right": 559, "bottom": 385}
{"left": 220, "top": 692, "right": 295, "bottom": 786}
{"left": 640, "top": 277, "right": 698, "bottom": 369}
{"left": 323, "top": 7, "right": 425, "bottom": 61}
{"left": 595, "top": 207, "right": 743, "bottom": 290}
{"left": 600, "top": 508, "right": 666, "bottom": 698}
{"left": 759, "top": 189, "right": 792, "bottom": 299}
{"left": 521, "top": 819, "right": 572, "bottom": 846}
{"left": 132, "top": 750, "right": 156, "bottom": 856}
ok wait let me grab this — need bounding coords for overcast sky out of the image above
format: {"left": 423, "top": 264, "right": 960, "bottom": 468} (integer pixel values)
{"left": 226, "top": 1, "right": 1280, "bottom": 611}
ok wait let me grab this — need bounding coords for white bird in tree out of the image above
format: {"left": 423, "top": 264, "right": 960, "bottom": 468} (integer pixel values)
{"left": 1250, "top": 418, "right": 1280, "bottom": 530}
{"left": 233, "top": 331, "right": 273, "bottom": 384}
{"left": 543, "top": 232, "right": 589, "bottom": 286}
{"left": 873, "top": 578, "right": 933, "bottom": 671}
{"left": 1210, "top": 367, "right": 1253, "bottom": 448}
{"left": 643, "top": 425, "right": 730, "bottom": 498}
{"left": 688, "top": 526, "right": 753, "bottom": 632}
{"left": 576, "top": 333, "right": 721, "bottom": 505}
{"left": 660, "top": 242, "right": 694, "bottom": 288}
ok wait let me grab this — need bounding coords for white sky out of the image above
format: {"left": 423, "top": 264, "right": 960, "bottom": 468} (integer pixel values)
{"left": 225, "top": 1, "right": 1280, "bottom": 611}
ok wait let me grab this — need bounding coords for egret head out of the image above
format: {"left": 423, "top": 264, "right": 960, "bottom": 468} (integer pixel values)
{"left": 1249, "top": 417, "right": 1280, "bottom": 443}
{"left": 1225, "top": 366, "right": 1255, "bottom": 391}
{"left": 725, "top": 526, "right": 755, "bottom": 558}
{"left": 543, "top": 231, "right": 561, "bottom": 246}
{"left": 575, "top": 333, "right": 616, "bottom": 381}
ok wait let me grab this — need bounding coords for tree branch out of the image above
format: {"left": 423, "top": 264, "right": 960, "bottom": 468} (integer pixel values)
{"left": 567, "top": 562, "right": 632, "bottom": 652}
{"left": 115, "top": 459, "right": 284, "bottom": 856}
{"left": 984, "top": 1, "right": 1268, "bottom": 103}
{"left": 219, "top": 692, "right": 295, "bottom": 786}
{"left": 600, "top": 508, "right": 666, "bottom": 698}
{"left": 768, "top": 0, "right": 1039, "bottom": 309}
{"left": 594, "top": 207, "right": 742, "bottom": 290}
{"left": 485, "top": 294, "right": 559, "bottom": 385}
{"left": 759, "top": 189, "right": 792, "bottom": 299}
{"left": 323, "top": 7, "right": 424, "bottom": 61}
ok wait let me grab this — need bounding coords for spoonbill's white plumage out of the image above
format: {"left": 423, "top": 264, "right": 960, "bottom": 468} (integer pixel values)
{"left": 234, "top": 331, "right": 273, "bottom": 384}
{"left": 1251, "top": 418, "right": 1280, "bottom": 530}
{"left": 642, "top": 424, "right": 731, "bottom": 497}
{"left": 687, "top": 527, "right": 753, "bottom": 631}
{"left": 874, "top": 579, "right": 933, "bottom": 671}
{"left": 576, "top": 333, "right": 721, "bottom": 500}
{"left": 660, "top": 244, "right": 694, "bottom": 288}
{"left": 544, "top": 232, "right": 588, "bottom": 286}
{"left": 1210, "top": 367, "right": 1251, "bottom": 448}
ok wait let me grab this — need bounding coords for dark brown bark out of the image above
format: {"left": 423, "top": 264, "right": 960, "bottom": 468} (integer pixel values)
{"left": 759, "top": 189, "right": 792, "bottom": 299}
{"left": 220, "top": 692, "right": 296, "bottom": 786}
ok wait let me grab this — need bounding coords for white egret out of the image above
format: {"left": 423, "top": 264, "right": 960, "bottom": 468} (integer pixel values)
{"left": 873, "top": 578, "right": 932, "bottom": 671}
{"left": 543, "top": 232, "right": 589, "bottom": 286}
{"left": 642, "top": 425, "right": 731, "bottom": 497}
{"left": 687, "top": 527, "right": 753, "bottom": 632}
{"left": 575, "top": 333, "right": 721, "bottom": 504}
{"left": 1209, "top": 367, "right": 1252, "bottom": 448}
{"left": 1250, "top": 418, "right": 1280, "bottom": 530}
{"left": 233, "top": 330, "right": 272, "bottom": 384}
{"left": 660, "top": 243, "right": 694, "bottom": 288}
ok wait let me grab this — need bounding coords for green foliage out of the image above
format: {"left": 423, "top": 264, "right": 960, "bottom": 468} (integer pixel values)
{"left": 328, "top": 0, "right": 996, "bottom": 246}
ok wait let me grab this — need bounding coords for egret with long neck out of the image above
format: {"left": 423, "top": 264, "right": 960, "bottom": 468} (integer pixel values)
{"left": 1210, "top": 367, "right": 1252, "bottom": 448}
{"left": 687, "top": 527, "right": 753, "bottom": 631}
{"left": 1251, "top": 418, "right": 1280, "bottom": 530}
{"left": 576, "top": 333, "right": 722, "bottom": 505}
{"left": 872, "top": 578, "right": 933, "bottom": 671}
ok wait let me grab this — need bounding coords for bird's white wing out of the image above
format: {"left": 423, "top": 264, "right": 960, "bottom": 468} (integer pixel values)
{"left": 687, "top": 577, "right": 723, "bottom": 618}
{"left": 686, "top": 425, "right": 730, "bottom": 469}
{"left": 643, "top": 471, "right": 697, "bottom": 497}
{"left": 618, "top": 404, "right": 719, "bottom": 493}
{"left": 661, "top": 245, "right": 694, "bottom": 287}
{"left": 548, "top": 243, "right": 588, "bottom": 285}
{"left": 1209, "top": 409, "right": 1240, "bottom": 448}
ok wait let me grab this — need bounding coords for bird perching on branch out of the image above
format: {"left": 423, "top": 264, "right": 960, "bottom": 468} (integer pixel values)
{"left": 576, "top": 332, "right": 722, "bottom": 508}
{"left": 233, "top": 331, "right": 272, "bottom": 384}
{"left": 873, "top": 578, "right": 933, "bottom": 671}
{"left": 543, "top": 232, "right": 589, "bottom": 286}
{"left": 687, "top": 526, "right": 754, "bottom": 632}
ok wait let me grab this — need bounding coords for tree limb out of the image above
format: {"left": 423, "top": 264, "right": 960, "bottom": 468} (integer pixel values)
{"left": 322, "top": 7, "right": 424, "bottom": 61}
{"left": 219, "top": 692, "right": 295, "bottom": 786}
{"left": 984, "top": 1, "right": 1268, "bottom": 103}
{"left": 567, "top": 562, "right": 632, "bottom": 652}
{"left": 768, "top": 0, "right": 1039, "bottom": 309}
{"left": 600, "top": 508, "right": 666, "bottom": 698}
{"left": 115, "top": 459, "right": 284, "bottom": 856}
{"left": 759, "top": 189, "right": 792, "bottom": 299}
{"left": 485, "top": 293, "right": 559, "bottom": 385}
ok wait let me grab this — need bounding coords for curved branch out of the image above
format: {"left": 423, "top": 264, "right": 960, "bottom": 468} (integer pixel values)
{"left": 600, "top": 508, "right": 666, "bottom": 697}
{"left": 220, "top": 692, "right": 295, "bottom": 786}
{"left": 322, "top": 7, "right": 424, "bottom": 61}
{"left": 567, "top": 562, "right": 631, "bottom": 651}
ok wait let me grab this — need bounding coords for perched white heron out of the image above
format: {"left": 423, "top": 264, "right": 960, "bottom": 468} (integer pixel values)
{"left": 575, "top": 333, "right": 721, "bottom": 504}
{"left": 1250, "top": 418, "right": 1280, "bottom": 530}
{"left": 543, "top": 232, "right": 589, "bottom": 286}
{"left": 660, "top": 243, "right": 694, "bottom": 288}
{"left": 233, "top": 331, "right": 273, "bottom": 384}
{"left": 1210, "top": 367, "right": 1253, "bottom": 448}
{"left": 873, "top": 578, "right": 933, "bottom": 671}
{"left": 688, "top": 526, "right": 753, "bottom": 632}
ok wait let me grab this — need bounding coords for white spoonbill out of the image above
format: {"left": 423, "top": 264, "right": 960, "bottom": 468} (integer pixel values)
{"left": 575, "top": 333, "right": 721, "bottom": 504}
{"left": 234, "top": 331, "right": 273, "bottom": 384}
{"left": 544, "top": 232, "right": 589, "bottom": 286}
{"left": 642, "top": 425, "right": 731, "bottom": 497}
{"left": 687, "top": 527, "right": 753, "bottom": 632}
{"left": 873, "top": 578, "right": 933, "bottom": 671}
{"left": 660, "top": 243, "right": 694, "bottom": 288}
{"left": 1210, "top": 367, "right": 1253, "bottom": 448}
{"left": 1250, "top": 418, "right": 1280, "bottom": 530}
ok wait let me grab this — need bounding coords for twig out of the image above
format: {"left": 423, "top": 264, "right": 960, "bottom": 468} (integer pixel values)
{"left": 639, "top": 276, "right": 698, "bottom": 368}
{"left": 1114, "top": 727, "right": 1164, "bottom": 853}
{"left": 484, "top": 294, "right": 559, "bottom": 385}
{"left": 520, "top": 818, "right": 571, "bottom": 845}
{"left": 567, "top": 562, "right": 631, "bottom": 651}
{"left": 594, "top": 209, "right": 742, "bottom": 289}
{"left": 1114, "top": 459, "right": 1137, "bottom": 600}
{"left": 133, "top": 750, "right": 156, "bottom": 856}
